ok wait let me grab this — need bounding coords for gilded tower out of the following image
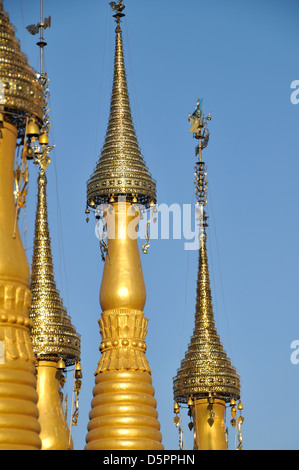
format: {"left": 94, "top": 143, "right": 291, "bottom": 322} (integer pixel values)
{"left": 26, "top": 1, "right": 81, "bottom": 450}
{"left": 173, "top": 100, "right": 244, "bottom": 450}
{"left": 85, "top": 1, "right": 163, "bottom": 450}
{"left": 0, "top": 0, "right": 44, "bottom": 449}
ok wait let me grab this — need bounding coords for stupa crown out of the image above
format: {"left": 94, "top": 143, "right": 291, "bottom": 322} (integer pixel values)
{"left": 86, "top": 1, "right": 156, "bottom": 209}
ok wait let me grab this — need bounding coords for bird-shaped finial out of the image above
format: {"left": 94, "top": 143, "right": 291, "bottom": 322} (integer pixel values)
{"left": 110, "top": 0, "right": 125, "bottom": 22}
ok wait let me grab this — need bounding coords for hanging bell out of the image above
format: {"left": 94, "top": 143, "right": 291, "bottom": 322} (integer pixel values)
{"left": 39, "top": 131, "right": 49, "bottom": 146}
{"left": 27, "top": 117, "right": 40, "bottom": 138}
{"left": 187, "top": 397, "right": 193, "bottom": 407}
{"left": 75, "top": 361, "right": 83, "bottom": 379}
{"left": 237, "top": 401, "right": 243, "bottom": 411}
{"left": 57, "top": 357, "right": 66, "bottom": 370}
{"left": 173, "top": 402, "right": 180, "bottom": 414}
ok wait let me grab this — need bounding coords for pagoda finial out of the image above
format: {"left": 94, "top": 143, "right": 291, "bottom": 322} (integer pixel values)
{"left": 86, "top": 0, "right": 156, "bottom": 211}
{"left": 110, "top": 0, "right": 126, "bottom": 24}
{"left": 29, "top": 170, "right": 81, "bottom": 366}
{"left": 26, "top": 0, "right": 51, "bottom": 76}
{"left": 188, "top": 99, "right": 211, "bottom": 234}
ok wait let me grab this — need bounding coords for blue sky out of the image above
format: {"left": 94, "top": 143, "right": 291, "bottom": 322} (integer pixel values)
{"left": 6, "top": 0, "right": 299, "bottom": 450}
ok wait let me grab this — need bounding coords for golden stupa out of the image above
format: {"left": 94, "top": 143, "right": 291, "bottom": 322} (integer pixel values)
{"left": 0, "top": 0, "right": 44, "bottom": 450}
{"left": 0, "top": 0, "right": 246, "bottom": 452}
{"left": 173, "top": 100, "right": 244, "bottom": 450}
{"left": 85, "top": 0, "right": 163, "bottom": 450}
{"left": 25, "top": 1, "right": 81, "bottom": 450}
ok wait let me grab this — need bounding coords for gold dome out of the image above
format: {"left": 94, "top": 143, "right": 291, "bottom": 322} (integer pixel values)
{"left": 0, "top": 1, "right": 43, "bottom": 131}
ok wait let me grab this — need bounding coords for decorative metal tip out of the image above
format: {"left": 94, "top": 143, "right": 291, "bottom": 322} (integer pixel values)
{"left": 26, "top": 16, "right": 51, "bottom": 36}
{"left": 188, "top": 98, "right": 211, "bottom": 150}
{"left": 37, "top": 154, "right": 51, "bottom": 172}
{"left": 26, "top": 24, "right": 40, "bottom": 36}
{"left": 110, "top": 0, "right": 125, "bottom": 22}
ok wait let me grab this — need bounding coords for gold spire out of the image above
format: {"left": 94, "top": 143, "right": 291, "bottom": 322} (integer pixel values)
{"left": 85, "top": 1, "right": 163, "bottom": 450}
{"left": 173, "top": 231, "right": 240, "bottom": 401}
{"left": 29, "top": 168, "right": 81, "bottom": 449}
{"left": 28, "top": 161, "right": 81, "bottom": 451}
{"left": 86, "top": 1, "right": 156, "bottom": 209}
{"left": 29, "top": 169, "right": 80, "bottom": 364}
{"left": 173, "top": 100, "right": 243, "bottom": 450}
{"left": 28, "top": 0, "right": 80, "bottom": 374}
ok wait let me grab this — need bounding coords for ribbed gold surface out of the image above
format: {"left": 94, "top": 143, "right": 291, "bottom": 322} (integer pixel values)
{"left": 173, "top": 233, "right": 240, "bottom": 403}
{"left": 85, "top": 370, "right": 163, "bottom": 451}
{"left": 86, "top": 23, "right": 156, "bottom": 208}
{"left": 0, "top": 365, "right": 41, "bottom": 450}
{"left": 0, "top": 0, "right": 43, "bottom": 129}
{"left": 29, "top": 171, "right": 80, "bottom": 366}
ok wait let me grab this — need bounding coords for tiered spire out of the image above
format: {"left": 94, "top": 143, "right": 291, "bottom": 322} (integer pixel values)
{"left": 85, "top": 1, "right": 163, "bottom": 450}
{"left": 29, "top": 167, "right": 80, "bottom": 365}
{"left": 26, "top": 0, "right": 81, "bottom": 450}
{"left": 173, "top": 100, "right": 243, "bottom": 450}
{"left": 173, "top": 233, "right": 241, "bottom": 402}
{"left": 86, "top": 0, "right": 156, "bottom": 209}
